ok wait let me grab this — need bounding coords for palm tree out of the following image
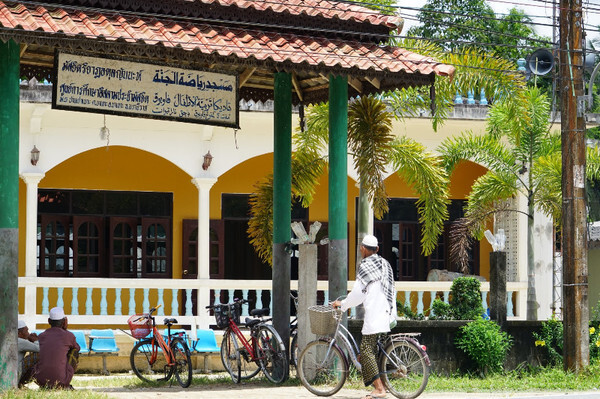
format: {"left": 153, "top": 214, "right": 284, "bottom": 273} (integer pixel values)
{"left": 248, "top": 41, "right": 529, "bottom": 267}
{"left": 438, "top": 86, "right": 600, "bottom": 320}
{"left": 248, "top": 96, "right": 450, "bottom": 265}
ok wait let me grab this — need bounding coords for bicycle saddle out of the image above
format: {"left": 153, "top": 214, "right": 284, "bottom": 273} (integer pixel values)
{"left": 163, "top": 317, "right": 178, "bottom": 326}
{"left": 250, "top": 308, "right": 270, "bottom": 317}
{"left": 245, "top": 317, "right": 262, "bottom": 327}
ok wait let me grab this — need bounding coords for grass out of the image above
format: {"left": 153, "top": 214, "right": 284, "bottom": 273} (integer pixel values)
{"left": 6, "top": 365, "right": 600, "bottom": 398}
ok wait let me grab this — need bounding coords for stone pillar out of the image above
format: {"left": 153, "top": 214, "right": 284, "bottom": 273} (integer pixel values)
{"left": 328, "top": 74, "right": 348, "bottom": 304}
{"left": 273, "top": 71, "right": 292, "bottom": 379}
{"left": 191, "top": 177, "right": 217, "bottom": 329}
{"left": 490, "top": 251, "right": 507, "bottom": 328}
{"left": 0, "top": 39, "right": 20, "bottom": 390}
{"left": 298, "top": 243, "right": 317, "bottom": 355}
{"left": 20, "top": 173, "right": 45, "bottom": 277}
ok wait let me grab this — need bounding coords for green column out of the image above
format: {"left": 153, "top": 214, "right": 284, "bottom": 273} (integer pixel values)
{"left": 272, "top": 71, "right": 291, "bottom": 380}
{"left": 0, "top": 39, "right": 20, "bottom": 390}
{"left": 328, "top": 75, "right": 348, "bottom": 303}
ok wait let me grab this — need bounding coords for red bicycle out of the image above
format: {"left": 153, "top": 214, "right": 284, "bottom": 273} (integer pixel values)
{"left": 128, "top": 305, "right": 193, "bottom": 387}
{"left": 207, "top": 299, "right": 287, "bottom": 384}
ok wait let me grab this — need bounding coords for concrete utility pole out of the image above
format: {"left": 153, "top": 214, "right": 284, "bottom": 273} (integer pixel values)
{"left": 559, "top": 0, "right": 589, "bottom": 372}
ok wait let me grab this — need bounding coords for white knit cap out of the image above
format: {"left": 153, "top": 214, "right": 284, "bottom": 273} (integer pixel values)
{"left": 49, "top": 307, "right": 66, "bottom": 320}
{"left": 18, "top": 320, "right": 27, "bottom": 329}
{"left": 361, "top": 234, "right": 378, "bottom": 248}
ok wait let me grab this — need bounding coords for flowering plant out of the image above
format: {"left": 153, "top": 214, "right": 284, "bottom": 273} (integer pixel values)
{"left": 532, "top": 316, "right": 563, "bottom": 366}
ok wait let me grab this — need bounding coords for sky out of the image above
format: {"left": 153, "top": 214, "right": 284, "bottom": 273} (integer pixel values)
{"left": 399, "top": 0, "right": 561, "bottom": 39}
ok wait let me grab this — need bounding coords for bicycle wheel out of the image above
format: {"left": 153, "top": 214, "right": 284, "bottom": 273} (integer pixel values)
{"left": 171, "top": 337, "right": 193, "bottom": 388}
{"left": 380, "top": 340, "right": 430, "bottom": 399}
{"left": 256, "top": 325, "right": 288, "bottom": 384}
{"left": 290, "top": 329, "right": 299, "bottom": 367}
{"left": 297, "top": 339, "right": 347, "bottom": 396}
{"left": 130, "top": 338, "right": 173, "bottom": 383}
{"left": 220, "top": 329, "right": 242, "bottom": 383}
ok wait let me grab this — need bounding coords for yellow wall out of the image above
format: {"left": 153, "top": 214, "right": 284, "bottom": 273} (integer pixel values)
{"left": 19, "top": 148, "right": 490, "bottom": 286}
{"left": 19, "top": 145, "right": 197, "bottom": 280}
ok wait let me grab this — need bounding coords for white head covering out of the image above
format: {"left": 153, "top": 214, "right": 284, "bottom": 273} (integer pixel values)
{"left": 49, "top": 307, "right": 66, "bottom": 320}
{"left": 362, "top": 234, "right": 378, "bottom": 248}
{"left": 18, "top": 320, "right": 27, "bottom": 330}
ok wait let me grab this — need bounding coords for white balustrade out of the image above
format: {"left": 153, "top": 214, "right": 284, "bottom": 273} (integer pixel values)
{"left": 18, "top": 277, "right": 528, "bottom": 336}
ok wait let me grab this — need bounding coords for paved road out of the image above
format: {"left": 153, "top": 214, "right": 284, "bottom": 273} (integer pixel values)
{"left": 90, "top": 384, "right": 600, "bottom": 399}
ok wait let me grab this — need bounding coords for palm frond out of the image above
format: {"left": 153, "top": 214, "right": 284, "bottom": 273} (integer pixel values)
{"left": 248, "top": 175, "right": 275, "bottom": 265}
{"left": 449, "top": 202, "right": 511, "bottom": 273}
{"left": 438, "top": 131, "right": 517, "bottom": 176}
{"left": 533, "top": 153, "right": 562, "bottom": 226}
{"left": 348, "top": 96, "right": 395, "bottom": 218}
{"left": 464, "top": 171, "right": 519, "bottom": 237}
{"left": 389, "top": 136, "right": 450, "bottom": 255}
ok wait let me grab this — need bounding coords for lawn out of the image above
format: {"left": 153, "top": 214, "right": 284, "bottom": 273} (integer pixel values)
{"left": 5, "top": 365, "right": 600, "bottom": 398}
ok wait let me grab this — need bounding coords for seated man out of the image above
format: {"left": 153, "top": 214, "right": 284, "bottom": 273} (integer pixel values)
{"left": 34, "top": 307, "right": 80, "bottom": 389}
{"left": 17, "top": 320, "right": 39, "bottom": 387}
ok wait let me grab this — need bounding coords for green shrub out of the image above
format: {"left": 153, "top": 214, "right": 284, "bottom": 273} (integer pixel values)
{"left": 450, "top": 277, "right": 484, "bottom": 320}
{"left": 397, "top": 301, "right": 425, "bottom": 320}
{"left": 429, "top": 298, "right": 452, "bottom": 320}
{"left": 532, "top": 316, "right": 563, "bottom": 366}
{"left": 455, "top": 318, "right": 513, "bottom": 375}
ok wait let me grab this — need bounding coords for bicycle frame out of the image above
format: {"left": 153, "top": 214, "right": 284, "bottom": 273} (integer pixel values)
{"left": 227, "top": 317, "right": 261, "bottom": 362}
{"left": 147, "top": 318, "right": 177, "bottom": 366}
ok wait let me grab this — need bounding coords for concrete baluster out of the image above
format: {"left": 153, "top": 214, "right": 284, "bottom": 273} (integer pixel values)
{"left": 100, "top": 287, "right": 108, "bottom": 315}
{"left": 256, "top": 289, "right": 263, "bottom": 309}
{"left": 185, "top": 289, "right": 193, "bottom": 316}
{"left": 171, "top": 289, "right": 179, "bottom": 316}
{"left": 417, "top": 291, "right": 424, "bottom": 315}
{"left": 242, "top": 289, "right": 249, "bottom": 316}
{"left": 114, "top": 288, "right": 122, "bottom": 315}
{"left": 42, "top": 287, "right": 49, "bottom": 315}
{"left": 86, "top": 287, "right": 93, "bottom": 315}
{"left": 429, "top": 291, "right": 436, "bottom": 317}
{"left": 443, "top": 291, "right": 450, "bottom": 304}
{"left": 481, "top": 291, "right": 488, "bottom": 318}
{"left": 157, "top": 288, "right": 165, "bottom": 316}
{"left": 143, "top": 288, "right": 150, "bottom": 313}
{"left": 71, "top": 287, "right": 79, "bottom": 315}
{"left": 129, "top": 288, "right": 135, "bottom": 315}
{"left": 57, "top": 287, "right": 64, "bottom": 309}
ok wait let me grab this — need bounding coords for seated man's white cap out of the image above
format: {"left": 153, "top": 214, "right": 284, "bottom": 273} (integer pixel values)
{"left": 361, "top": 234, "right": 378, "bottom": 247}
{"left": 18, "top": 320, "right": 27, "bottom": 330}
{"left": 49, "top": 306, "right": 66, "bottom": 320}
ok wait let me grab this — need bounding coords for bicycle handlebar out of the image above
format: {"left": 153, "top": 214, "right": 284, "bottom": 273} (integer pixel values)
{"left": 205, "top": 298, "right": 248, "bottom": 310}
{"left": 133, "top": 304, "right": 162, "bottom": 323}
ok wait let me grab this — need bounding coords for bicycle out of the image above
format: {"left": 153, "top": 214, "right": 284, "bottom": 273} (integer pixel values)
{"left": 290, "top": 292, "right": 299, "bottom": 367}
{"left": 206, "top": 299, "right": 288, "bottom": 384}
{"left": 297, "top": 302, "right": 430, "bottom": 399}
{"left": 128, "top": 305, "right": 193, "bottom": 387}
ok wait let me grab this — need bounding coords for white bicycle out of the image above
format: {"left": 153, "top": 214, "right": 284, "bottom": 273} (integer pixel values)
{"left": 297, "top": 303, "right": 430, "bottom": 399}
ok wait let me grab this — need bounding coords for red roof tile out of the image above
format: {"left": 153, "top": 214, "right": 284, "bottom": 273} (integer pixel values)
{"left": 0, "top": 1, "right": 454, "bottom": 78}
{"left": 194, "top": 0, "right": 402, "bottom": 29}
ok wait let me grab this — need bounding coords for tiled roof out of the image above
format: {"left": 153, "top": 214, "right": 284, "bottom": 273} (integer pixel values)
{"left": 0, "top": 1, "right": 453, "bottom": 78}
{"left": 196, "top": 0, "right": 402, "bottom": 29}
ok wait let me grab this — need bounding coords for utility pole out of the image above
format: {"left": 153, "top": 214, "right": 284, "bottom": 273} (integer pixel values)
{"left": 560, "top": 0, "right": 589, "bottom": 372}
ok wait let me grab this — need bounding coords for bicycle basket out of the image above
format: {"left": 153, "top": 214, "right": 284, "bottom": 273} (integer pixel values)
{"left": 308, "top": 305, "right": 337, "bottom": 336}
{"left": 214, "top": 303, "right": 241, "bottom": 329}
{"left": 127, "top": 314, "right": 151, "bottom": 339}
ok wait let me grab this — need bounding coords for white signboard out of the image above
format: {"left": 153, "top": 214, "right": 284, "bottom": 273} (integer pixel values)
{"left": 53, "top": 52, "right": 239, "bottom": 128}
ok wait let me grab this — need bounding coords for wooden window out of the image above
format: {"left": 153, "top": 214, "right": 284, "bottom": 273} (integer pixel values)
{"left": 73, "top": 216, "right": 104, "bottom": 277}
{"left": 39, "top": 215, "right": 71, "bottom": 277}
{"left": 142, "top": 218, "right": 171, "bottom": 278}
{"left": 109, "top": 217, "right": 138, "bottom": 278}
